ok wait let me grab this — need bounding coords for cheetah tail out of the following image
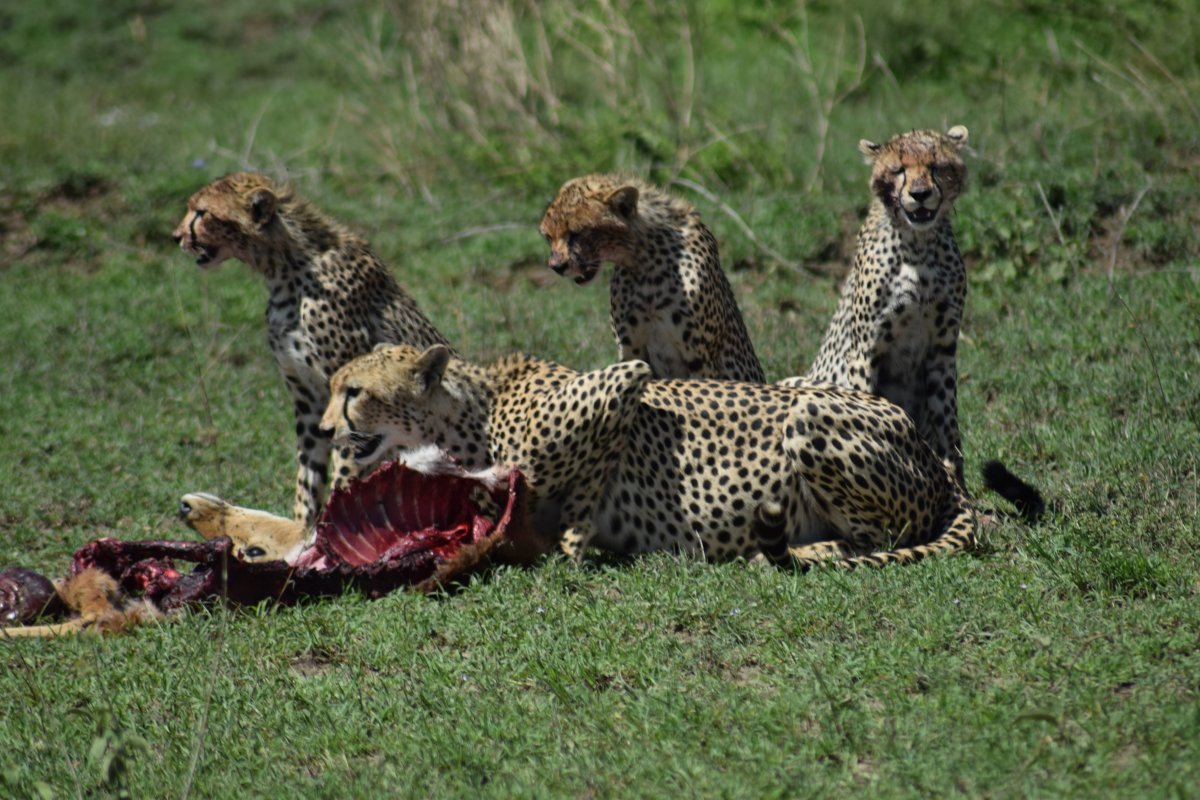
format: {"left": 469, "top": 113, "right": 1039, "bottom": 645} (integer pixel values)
{"left": 981, "top": 460, "right": 1045, "bottom": 524}
{"left": 786, "top": 504, "right": 977, "bottom": 571}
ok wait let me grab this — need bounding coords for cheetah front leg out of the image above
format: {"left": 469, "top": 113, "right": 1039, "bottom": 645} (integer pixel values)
{"left": 922, "top": 348, "right": 964, "bottom": 486}
{"left": 293, "top": 415, "right": 368, "bottom": 525}
{"left": 291, "top": 398, "right": 332, "bottom": 528}
{"left": 618, "top": 328, "right": 693, "bottom": 380}
{"left": 329, "top": 441, "right": 365, "bottom": 494}
{"left": 559, "top": 525, "right": 595, "bottom": 563}
{"left": 556, "top": 488, "right": 604, "bottom": 563}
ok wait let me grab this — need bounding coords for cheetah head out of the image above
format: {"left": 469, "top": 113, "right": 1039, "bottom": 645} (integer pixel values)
{"left": 171, "top": 172, "right": 286, "bottom": 268}
{"left": 860, "top": 126, "right": 968, "bottom": 231}
{"left": 321, "top": 344, "right": 455, "bottom": 467}
{"left": 539, "top": 175, "right": 641, "bottom": 285}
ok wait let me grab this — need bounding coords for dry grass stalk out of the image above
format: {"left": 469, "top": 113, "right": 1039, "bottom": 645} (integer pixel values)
{"left": 774, "top": 1, "right": 865, "bottom": 192}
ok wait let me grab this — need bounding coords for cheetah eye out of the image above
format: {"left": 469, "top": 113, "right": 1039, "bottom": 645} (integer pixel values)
{"left": 344, "top": 386, "right": 362, "bottom": 400}
{"left": 890, "top": 166, "right": 905, "bottom": 176}
{"left": 241, "top": 545, "right": 267, "bottom": 559}
{"left": 567, "top": 231, "right": 580, "bottom": 247}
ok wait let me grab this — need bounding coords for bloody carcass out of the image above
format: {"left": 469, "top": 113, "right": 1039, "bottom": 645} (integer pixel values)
{"left": 1, "top": 460, "right": 539, "bottom": 636}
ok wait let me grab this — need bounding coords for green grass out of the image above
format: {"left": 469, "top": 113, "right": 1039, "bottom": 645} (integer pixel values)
{"left": 2, "top": 1, "right": 1198, "bottom": 797}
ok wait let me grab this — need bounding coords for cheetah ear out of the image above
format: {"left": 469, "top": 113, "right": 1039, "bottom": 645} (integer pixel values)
{"left": 605, "top": 186, "right": 639, "bottom": 220}
{"left": 248, "top": 188, "right": 278, "bottom": 227}
{"left": 945, "top": 125, "right": 969, "bottom": 148}
{"left": 858, "top": 139, "right": 883, "bottom": 163}
{"left": 412, "top": 345, "right": 451, "bottom": 396}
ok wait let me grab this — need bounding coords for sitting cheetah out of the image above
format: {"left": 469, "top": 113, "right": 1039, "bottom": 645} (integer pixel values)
{"left": 319, "top": 344, "right": 976, "bottom": 569}
{"left": 539, "top": 174, "right": 765, "bottom": 383}
{"left": 781, "top": 127, "right": 1042, "bottom": 518}
{"left": 172, "top": 173, "right": 454, "bottom": 526}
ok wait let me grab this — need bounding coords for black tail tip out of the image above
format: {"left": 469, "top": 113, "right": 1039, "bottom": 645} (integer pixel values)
{"left": 981, "top": 460, "right": 1045, "bottom": 524}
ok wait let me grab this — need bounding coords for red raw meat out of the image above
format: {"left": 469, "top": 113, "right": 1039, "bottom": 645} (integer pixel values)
{"left": 1, "top": 460, "right": 538, "bottom": 631}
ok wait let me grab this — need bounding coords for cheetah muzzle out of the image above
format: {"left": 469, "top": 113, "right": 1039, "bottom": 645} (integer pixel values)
{"left": 902, "top": 205, "right": 938, "bottom": 227}
{"left": 349, "top": 431, "right": 386, "bottom": 463}
{"left": 192, "top": 242, "right": 220, "bottom": 267}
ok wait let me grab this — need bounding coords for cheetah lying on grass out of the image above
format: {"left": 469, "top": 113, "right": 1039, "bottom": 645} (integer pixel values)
{"left": 319, "top": 344, "right": 976, "bottom": 569}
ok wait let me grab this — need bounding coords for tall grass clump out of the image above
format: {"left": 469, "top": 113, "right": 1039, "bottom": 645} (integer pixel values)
{"left": 340, "top": 0, "right": 1200, "bottom": 282}
{"left": 342, "top": 0, "right": 877, "bottom": 199}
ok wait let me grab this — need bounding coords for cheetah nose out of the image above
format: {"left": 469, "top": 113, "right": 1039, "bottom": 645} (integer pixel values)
{"left": 171, "top": 232, "right": 183, "bottom": 244}
{"left": 547, "top": 254, "right": 568, "bottom": 275}
{"left": 909, "top": 188, "right": 934, "bottom": 204}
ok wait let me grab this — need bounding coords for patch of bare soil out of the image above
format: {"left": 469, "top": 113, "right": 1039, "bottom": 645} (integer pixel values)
{"left": 0, "top": 201, "right": 36, "bottom": 267}
{"left": 0, "top": 175, "right": 124, "bottom": 272}
{"left": 290, "top": 647, "right": 339, "bottom": 678}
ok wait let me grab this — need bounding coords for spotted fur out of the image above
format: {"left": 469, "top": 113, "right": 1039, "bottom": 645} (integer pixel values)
{"left": 321, "top": 345, "right": 976, "bottom": 569}
{"left": 539, "top": 174, "right": 764, "bottom": 383}
{"left": 781, "top": 127, "right": 1043, "bottom": 519}
{"left": 171, "top": 173, "right": 454, "bottom": 526}
{"left": 782, "top": 127, "right": 969, "bottom": 483}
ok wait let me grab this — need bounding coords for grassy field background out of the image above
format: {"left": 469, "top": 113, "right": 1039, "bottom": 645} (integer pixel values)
{"left": 2, "top": 1, "right": 1198, "bottom": 796}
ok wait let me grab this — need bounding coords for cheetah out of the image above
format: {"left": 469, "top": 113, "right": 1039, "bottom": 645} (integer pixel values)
{"left": 172, "top": 173, "right": 454, "bottom": 526}
{"left": 781, "top": 127, "right": 1043, "bottom": 519}
{"left": 539, "top": 174, "right": 765, "bottom": 383}
{"left": 319, "top": 344, "right": 977, "bottom": 569}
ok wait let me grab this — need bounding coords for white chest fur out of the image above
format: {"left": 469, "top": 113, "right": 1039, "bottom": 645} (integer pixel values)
{"left": 874, "top": 254, "right": 940, "bottom": 418}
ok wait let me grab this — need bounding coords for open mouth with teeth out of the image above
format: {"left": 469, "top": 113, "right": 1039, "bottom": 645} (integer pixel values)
{"left": 193, "top": 243, "right": 220, "bottom": 266}
{"left": 350, "top": 432, "right": 386, "bottom": 463}
{"left": 903, "top": 207, "right": 939, "bottom": 226}
{"left": 574, "top": 264, "right": 600, "bottom": 285}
